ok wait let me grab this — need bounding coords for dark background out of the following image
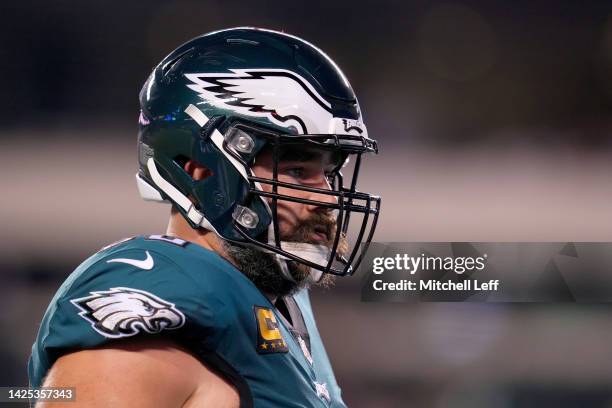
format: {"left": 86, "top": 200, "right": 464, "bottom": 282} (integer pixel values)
{"left": 2, "top": 1, "right": 612, "bottom": 407}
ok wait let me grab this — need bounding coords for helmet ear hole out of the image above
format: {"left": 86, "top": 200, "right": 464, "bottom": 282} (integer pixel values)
{"left": 174, "top": 155, "right": 214, "bottom": 181}
{"left": 174, "top": 155, "right": 190, "bottom": 169}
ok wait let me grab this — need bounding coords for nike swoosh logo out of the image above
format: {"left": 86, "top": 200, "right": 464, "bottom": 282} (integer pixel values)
{"left": 107, "top": 251, "right": 154, "bottom": 270}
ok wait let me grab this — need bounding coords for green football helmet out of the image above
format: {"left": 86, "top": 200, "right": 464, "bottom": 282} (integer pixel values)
{"left": 137, "top": 27, "right": 380, "bottom": 277}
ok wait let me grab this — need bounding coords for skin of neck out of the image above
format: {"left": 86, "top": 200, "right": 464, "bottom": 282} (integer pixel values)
{"left": 165, "top": 207, "right": 236, "bottom": 266}
{"left": 166, "top": 208, "right": 283, "bottom": 302}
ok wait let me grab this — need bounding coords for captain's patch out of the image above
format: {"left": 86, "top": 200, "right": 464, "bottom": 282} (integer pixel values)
{"left": 71, "top": 287, "right": 185, "bottom": 338}
{"left": 254, "top": 306, "right": 288, "bottom": 354}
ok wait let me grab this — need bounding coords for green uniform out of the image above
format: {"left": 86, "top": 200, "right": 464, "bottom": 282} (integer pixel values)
{"left": 29, "top": 235, "right": 346, "bottom": 407}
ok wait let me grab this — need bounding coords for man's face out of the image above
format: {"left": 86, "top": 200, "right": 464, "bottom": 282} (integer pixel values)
{"left": 251, "top": 145, "right": 341, "bottom": 246}
{"left": 224, "top": 144, "right": 347, "bottom": 296}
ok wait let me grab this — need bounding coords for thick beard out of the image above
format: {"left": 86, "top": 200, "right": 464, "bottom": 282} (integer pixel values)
{"left": 224, "top": 212, "right": 346, "bottom": 297}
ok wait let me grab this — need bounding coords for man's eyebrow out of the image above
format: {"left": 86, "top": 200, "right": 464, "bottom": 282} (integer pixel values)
{"left": 278, "top": 149, "right": 319, "bottom": 163}
{"left": 275, "top": 147, "right": 343, "bottom": 168}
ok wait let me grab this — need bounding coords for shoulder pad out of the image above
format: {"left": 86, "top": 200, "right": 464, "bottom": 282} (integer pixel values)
{"left": 29, "top": 236, "right": 232, "bottom": 387}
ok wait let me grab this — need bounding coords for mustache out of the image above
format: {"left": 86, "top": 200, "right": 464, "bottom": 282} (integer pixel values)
{"left": 282, "top": 212, "right": 338, "bottom": 245}
{"left": 281, "top": 213, "right": 349, "bottom": 258}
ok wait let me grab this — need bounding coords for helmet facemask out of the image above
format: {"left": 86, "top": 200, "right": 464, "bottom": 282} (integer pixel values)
{"left": 220, "top": 121, "right": 381, "bottom": 279}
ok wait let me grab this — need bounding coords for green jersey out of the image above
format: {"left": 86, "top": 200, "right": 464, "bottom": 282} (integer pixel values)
{"left": 29, "top": 235, "right": 347, "bottom": 407}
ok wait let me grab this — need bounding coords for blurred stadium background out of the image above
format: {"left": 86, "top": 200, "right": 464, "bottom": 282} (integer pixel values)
{"left": 2, "top": 1, "right": 612, "bottom": 407}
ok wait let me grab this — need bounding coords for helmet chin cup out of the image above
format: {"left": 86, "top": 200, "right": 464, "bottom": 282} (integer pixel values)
{"left": 269, "top": 243, "right": 328, "bottom": 284}
{"left": 279, "top": 242, "right": 329, "bottom": 283}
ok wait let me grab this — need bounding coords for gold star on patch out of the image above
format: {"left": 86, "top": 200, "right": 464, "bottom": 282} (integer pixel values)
{"left": 254, "top": 305, "right": 289, "bottom": 354}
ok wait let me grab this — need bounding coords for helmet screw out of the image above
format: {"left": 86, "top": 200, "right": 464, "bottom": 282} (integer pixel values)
{"left": 241, "top": 213, "right": 256, "bottom": 227}
{"left": 238, "top": 136, "right": 251, "bottom": 150}
{"left": 233, "top": 205, "right": 259, "bottom": 229}
{"left": 234, "top": 134, "right": 254, "bottom": 153}
{"left": 226, "top": 128, "right": 255, "bottom": 154}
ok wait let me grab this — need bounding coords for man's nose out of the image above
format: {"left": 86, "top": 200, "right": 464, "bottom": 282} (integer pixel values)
{"left": 305, "top": 175, "right": 338, "bottom": 211}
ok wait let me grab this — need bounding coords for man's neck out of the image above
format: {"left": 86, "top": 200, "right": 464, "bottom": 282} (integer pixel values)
{"left": 166, "top": 210, "right": 288, "bottom": 304}
{"left": 166, "top": 210, "right": 229, "bottom": 261}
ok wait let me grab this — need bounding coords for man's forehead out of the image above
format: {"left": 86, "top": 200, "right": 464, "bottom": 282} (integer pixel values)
{"left": 256, "top": 144, "right": 345, "bottom": 167}
{"left": 277, "top": 146, "right": 343, "bottom": 166}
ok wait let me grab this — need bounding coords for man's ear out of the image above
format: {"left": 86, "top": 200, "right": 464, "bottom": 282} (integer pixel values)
{"left": 183, "top": 160, "right": 213, "bottom": 181}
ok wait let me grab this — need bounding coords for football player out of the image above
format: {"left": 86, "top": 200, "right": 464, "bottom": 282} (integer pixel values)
{"left": 29, "top": 27, "right": 380, "bottom": 407}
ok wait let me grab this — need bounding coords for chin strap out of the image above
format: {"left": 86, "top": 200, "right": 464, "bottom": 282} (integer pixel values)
{"left": 274, "top": 253, "right": 296, "bottom": 283}
{"left": 263, "top": 222, "right": 331, "bottom": 284}
{"left": 274, "top": 242, "right": 331, "bottom": 284}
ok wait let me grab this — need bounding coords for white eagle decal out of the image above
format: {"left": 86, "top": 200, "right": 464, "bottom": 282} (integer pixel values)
{"left": 184, "top": 68, "right": 335, "bottom": 135}
{"left": 71, "top": 287, "right": 186, "bottom": 338}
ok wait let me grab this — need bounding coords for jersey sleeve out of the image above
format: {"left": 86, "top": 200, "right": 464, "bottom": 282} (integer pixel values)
{"left": 28, "top": 244, "right": 224, "bottom": 387}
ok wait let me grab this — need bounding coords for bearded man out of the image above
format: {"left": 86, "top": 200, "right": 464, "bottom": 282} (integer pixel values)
{"left": 29, "top": 27, "right": 380, "bottom": 408}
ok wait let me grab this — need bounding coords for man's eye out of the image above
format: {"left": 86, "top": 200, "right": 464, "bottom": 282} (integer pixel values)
{"left": 284, "top": 167, "right": 305, "bottom": 178}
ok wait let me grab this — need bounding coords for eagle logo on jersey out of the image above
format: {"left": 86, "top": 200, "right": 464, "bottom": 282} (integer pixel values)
{"left": 71, "top": 287, "right": 185, "bottom": 338}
